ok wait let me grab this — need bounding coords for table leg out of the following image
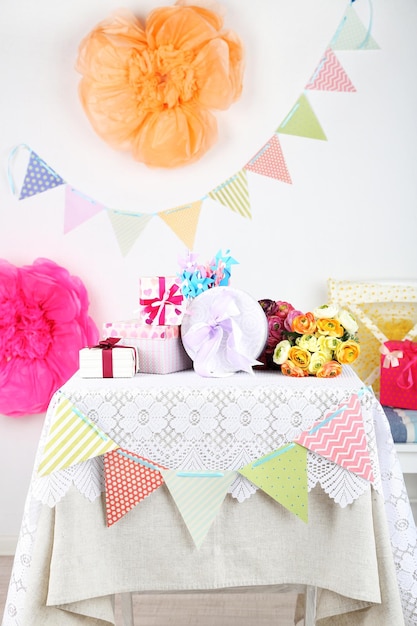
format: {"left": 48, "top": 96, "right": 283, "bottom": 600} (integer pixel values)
{"left": 304, "top": 586, "right": 317, "bottom": 626}
{"left": 120, "top": 592, "right": 134, "bottom": 626}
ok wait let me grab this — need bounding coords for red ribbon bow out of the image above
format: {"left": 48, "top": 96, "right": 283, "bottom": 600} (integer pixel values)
{"left": 139, "top": 277, "right": 183, "bottom": 325}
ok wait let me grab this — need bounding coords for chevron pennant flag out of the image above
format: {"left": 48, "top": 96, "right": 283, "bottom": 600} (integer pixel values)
{"left": 295, "top": 393, "right": 374, "bottom": 483}
{"left": 238, "top": 443, "right": 308, "bottom": 522}
{"left": 64, "top": 186, "right": 104, "bottom": 233}
{"left": 208, "top": 170, "right": 251, "bottom": 219}
{"left": 161, "top": 470, "right": 237, "bottom": 549}
{"left": 305, "top": 47, "right": 356, "bottom": 92}
{"left": 19, "top": 149, "right": 66, "bottom": 199}
{"left": 244, "top": 134, "right": 291, "bottom": 183}
{"left": 331, "top": 4, "right": 379, "bottom": 51}
{"left": 277, "top": 93, "right": 327, "bottom": 141}
{"left": 158, "top": 200, "right": 202, "bottom": 249}
{"left": 37, "top": 395, "right": 119, "bottom": 476}
{"left": 104, "top": 448, "right": 167, "bottom": 526}
{"left": 107, "top": 210, "right": 153, "bottom": 256}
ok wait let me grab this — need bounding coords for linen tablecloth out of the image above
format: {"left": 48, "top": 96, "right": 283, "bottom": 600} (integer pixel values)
{"left": 2, "top": 368, "right": 417, "bottom": 625}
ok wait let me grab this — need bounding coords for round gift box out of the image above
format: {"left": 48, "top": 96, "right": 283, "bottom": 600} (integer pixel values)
{"left": 181, "top": 286, "right": 268, "bottom": 377}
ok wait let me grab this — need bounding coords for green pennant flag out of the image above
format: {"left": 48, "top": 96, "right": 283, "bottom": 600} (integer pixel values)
{"left": 208, "top": 170, "right": 251, "bottom": 218}
{"left": 277, "top": 93, "right": 326, "bottom": 141}
{"left": 238, "top": 443, "right": 308, "bottom": 522}
{"left": 161, "top": 470, "right": 237, "bottom": 549}
{"left": 331, "top": 5, "right": 380, "bottom": 51}
{"left": 107, "top": 211, "right": 153, "bottom": 256}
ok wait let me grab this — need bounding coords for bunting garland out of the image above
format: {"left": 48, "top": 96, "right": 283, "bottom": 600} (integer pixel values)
{"left": 35, "top": 389, "right": 375, "bottom": 545}
{"left": 7, "top": 3, "right": 379, "bottom": 255}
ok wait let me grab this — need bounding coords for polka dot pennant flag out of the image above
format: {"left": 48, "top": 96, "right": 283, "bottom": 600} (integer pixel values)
{"left": 244, "top": 134, "right": 292, "bottom": 184}
{"left": 104, "top": 448, "right": 167, "bottom": 527}
{"left": 19, "top": 149, "right": 66, "bottom": 199}
{"left": 295, "top": 394, "right": 374, "bottom": 483}
{"left": 331, "top": 5, "right": 380, "bottom": 51}
{"left": 238, "top": 443, "right": 308, "bottom": 523}
{"left": 160, "top": 470, "right": 237, "bottom": 549}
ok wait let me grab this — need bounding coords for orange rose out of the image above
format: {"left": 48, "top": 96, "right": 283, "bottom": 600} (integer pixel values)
{"left": 316, "top": 361, "right": 343, "bottom": 378}
{"left": 335, "top": 340, "right": 361, "bottom": 364}
{"left": 281, "top": 360, "right": 309, "bottom": 377}
{"left": 76, "top": 4, "right": 244, "bottom": 168}
{"left": 292, "top": 312, "right": 317, "bottom": 334}
{"left": 316, "top": 318, "right": 344, "bottom": 338}
{"left": 288, "top": 346, "right": 311, "bottom": 369}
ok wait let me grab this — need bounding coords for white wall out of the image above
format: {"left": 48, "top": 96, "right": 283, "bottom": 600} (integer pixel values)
{"left": 1, "top": 0, "right": 417, "bottom": 551}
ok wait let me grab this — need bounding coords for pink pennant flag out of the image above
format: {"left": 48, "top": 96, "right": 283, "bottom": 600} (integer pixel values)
{"left": 244, "top": 135, "right": 292, "bottom": 184}
{"left": 104, "top": 448, "right": 167, "bottom": 526}
{"left": 306, "top": 48, "right": 356, "bottom": 92}
{"left": 295, "top": 394, "right": 374, "bottom": 482}
{"left": 64, "top": 186, "right": 104, "bottom": 233}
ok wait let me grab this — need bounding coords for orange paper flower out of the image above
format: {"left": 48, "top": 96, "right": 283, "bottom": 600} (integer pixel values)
{"left": 76, "top": 1, "right": 244, "bottom": 168}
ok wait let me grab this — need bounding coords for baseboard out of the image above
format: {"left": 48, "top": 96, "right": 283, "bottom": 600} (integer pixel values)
{"left": 0, "top": 535, "right": 18, "bottom": 556}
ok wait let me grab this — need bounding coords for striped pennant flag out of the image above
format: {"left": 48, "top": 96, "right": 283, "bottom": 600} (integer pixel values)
{"left": 161, "top": 470, "right": 237, "bottom": 549}
{"left": 208, "top": 170, "right": 251, "bottom": 218}
{"left": 295, "top": 394, "right": 374, "bottom": 483}
{"left": 37, "top": 395, "right": 119, "bottom": 476}
{"left": 107, "top": 211, "right": 153, "bottom": 256}
{"left": 238, "top": 443, "right": 308, "bottom": 522}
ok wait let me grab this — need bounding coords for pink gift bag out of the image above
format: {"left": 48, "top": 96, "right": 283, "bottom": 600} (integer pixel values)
{"left": 380, "top": 340, "right": 417, "bottom": 409}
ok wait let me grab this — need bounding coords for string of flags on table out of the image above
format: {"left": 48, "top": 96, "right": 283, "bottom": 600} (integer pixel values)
{"left": 7, "top": 3, "right": 379, "bottom": 256}
{"left": 36, "top": 391, "right": 375, "bottom": 548}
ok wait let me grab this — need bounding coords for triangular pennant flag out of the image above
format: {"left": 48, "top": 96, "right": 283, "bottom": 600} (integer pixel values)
{"left": 208, "top": 170, "right": 251, "bottom": 219}
{"left": 295, "top": 394, "right": 374, "bottom": 483}
{"left": 104, "top": 448, "right": 167, "bottom": 526}
{"left": 277, "top": 93, "right": 327, "bottom": 141}
{"left": 19, "top": 150, "right": 65, "bottom": 199}
{"left": 64, "top": 186, "right": 104, "bottom": 233}
{"left": 37, "top": 395, "right": 119, "bottom": 476}
{"left": 238, "top": 444, "right": 308, "bottom": 522}
{"left": 107, "top": 211, "right": 153, "bottom": 256}
{"left": 331, "top": 5, "right": 380, "bottom": 51}
{"left": 305, "top": 48, "right": 356, "bottom": 92}
{"left": 158, "top": 200, "right": 202, "bottom": 249}
{"left": 161, "top": 470, "right": 237, "bottom": 549}
{"left": 244, "top": 135, "right": 292, "bottom": 184}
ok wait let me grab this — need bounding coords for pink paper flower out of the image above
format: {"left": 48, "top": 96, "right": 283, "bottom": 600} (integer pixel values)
{"left": 0, "top": 258, "right": 99, "bottom": 417}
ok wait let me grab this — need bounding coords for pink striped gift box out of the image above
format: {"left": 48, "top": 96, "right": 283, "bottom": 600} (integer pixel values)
{"left": 102, "top": 320, "right": 192, "bottom": 374}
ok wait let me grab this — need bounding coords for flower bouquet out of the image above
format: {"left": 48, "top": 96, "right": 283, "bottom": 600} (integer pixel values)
{"left": 258, "top": 300, "right": 360, "bottom": 378}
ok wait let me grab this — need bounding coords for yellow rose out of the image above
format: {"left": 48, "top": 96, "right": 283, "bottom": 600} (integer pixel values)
{"left": 292, "top": 312, "right": 317, "bottom": 334}
{"left": 335, "top": 340, "right": 361, "bottom": 364}
{"left": 316, "top": 361, "right": 343, "bottom": 378}
{"left": 273, "top": 340, "right": 291, "bottom": 365}
{"left": 288, "top": 346, "right": 311, "bottom": 369}
{"left": 281, "top": 360, "right": 309, "bottom": 377}
{"left": 307, "top": 351, "right": 329, "bottom": 374}
{"left": 296, "top": 334, "right": 319, "bottom": 352}
{"left": 316, "top": 318, "right": 344, "bottom": 338}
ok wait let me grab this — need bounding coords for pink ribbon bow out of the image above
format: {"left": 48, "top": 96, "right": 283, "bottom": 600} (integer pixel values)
{"left": 380, "top": 344, "right": 403, "bottom": 368}
{"left": 182, "top": 292, "right": 259, "bottom": 377}
{"left": 140, "top": 277, "right": 183, "bottom": 325}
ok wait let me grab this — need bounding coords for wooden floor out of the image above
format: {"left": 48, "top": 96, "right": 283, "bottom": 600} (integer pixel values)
{"left": 1, "top": 555, "right": 300, "bottom": 625}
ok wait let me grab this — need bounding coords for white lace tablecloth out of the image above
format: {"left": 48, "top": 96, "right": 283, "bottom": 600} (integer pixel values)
{"left": 3, "top": 368, "right": 417, "bottom": 625}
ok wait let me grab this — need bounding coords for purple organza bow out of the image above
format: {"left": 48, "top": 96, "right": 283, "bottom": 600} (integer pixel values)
{"left": 182, "top": 292, "right": 260, "bottom": 377}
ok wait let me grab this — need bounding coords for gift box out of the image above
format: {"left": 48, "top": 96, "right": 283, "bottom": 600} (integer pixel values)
{"left": 79, "top": 338, "right": 139, "bottom": 378}
{"left": 380, "top": 340, "right": 417, "bottom": 409}
{"left": 138, "top": 276, "right": 184, "bottom": 326}
{"left": 102, "top": 320, "right": 192, "bottom": 374}
{"left": 181, "top": 286, "right": 268, "bottom": 377}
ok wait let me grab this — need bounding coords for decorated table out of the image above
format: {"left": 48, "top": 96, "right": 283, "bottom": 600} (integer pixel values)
{"left": 2, "top": 367, "right": 417, "bottom": 625}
